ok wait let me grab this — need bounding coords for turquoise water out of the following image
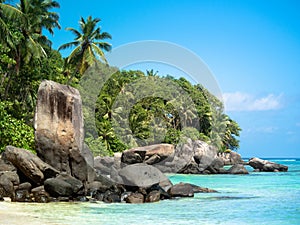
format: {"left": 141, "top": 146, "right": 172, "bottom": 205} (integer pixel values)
{"left": 1, "top": 159, "right": 300, "bottom": 225}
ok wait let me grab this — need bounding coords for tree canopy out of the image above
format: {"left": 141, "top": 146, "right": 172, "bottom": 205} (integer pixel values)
{"left": 0, "top": 0, "right": 241, "bottom": 155}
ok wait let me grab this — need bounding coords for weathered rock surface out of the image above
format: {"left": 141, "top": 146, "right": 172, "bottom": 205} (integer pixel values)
{"left": 145, "top": 190, "right": 161, "bottom": 203}
{"left": 168, "top": 182, "right": 194, "bottom": 197}
{"left": 0, "top": 158, "right": 16, "bottom": 172}
{"left": 0, "top": 173, "right": 15, "bottom": 200}
{"left": 94, "top": 156, "right": 114, "bottom": 175}
{"left": 0, "top": 171, "right": 19, "bottom": 186}
{"left": 117, "top": 163, "right": 171, "bottom": 188}
{"left": 15, "top": 182, "right": 32, "bottom": 202}
{"left": 159, "top": 139, "right": 220, "bottom": 174}
{"left": 121, "top": 144, "right": 175, "bottom": 165}
{"left": 227, "top": 164, "right": 249, "bottom": 174}
{"left": 218, "top": 151, "right": 245, "bottom": 165}
{"left": 125, "top": 192, "right": 144, "bottom": 203}
{"left": 249, "top": 158, "right": 288, "bottom": 172}
{"left": 189, "top": 183, "right": 218, "bottom": 193}
{"left": 34, "top": 80, "right": 94, "bottom": 182}
{"left": 3, "top": 146, "right": 59, "bottom": 185}
{"left": 31, "top": 186, "right": 50, "bottom": 203}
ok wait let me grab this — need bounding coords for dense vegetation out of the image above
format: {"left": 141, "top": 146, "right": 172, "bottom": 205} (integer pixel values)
{"left": 0, "top": 0, "right": 241, "bottom": 155}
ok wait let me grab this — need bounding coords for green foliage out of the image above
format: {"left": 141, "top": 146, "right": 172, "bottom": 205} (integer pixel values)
{"left": 88, "top": 67, "right": 241, "bottom": 155}
{"left": 0, "top": 1, "right": 242, "bottom": 157}
{"left": 58, "top": 15, "right": 112, "bottom": 80}
{"left": 0, "top": 101, "right": 35, "bottom": 152}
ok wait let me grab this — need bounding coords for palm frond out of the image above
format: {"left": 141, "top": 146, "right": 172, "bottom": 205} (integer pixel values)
{"left": 91, "top": 43, "right": 107, "bottom": 64}
{"left": 66, "top": 27, "right": 82, "bottom": 39}
{"left": 58, "top": 41, "right": 80, "bottom": 51}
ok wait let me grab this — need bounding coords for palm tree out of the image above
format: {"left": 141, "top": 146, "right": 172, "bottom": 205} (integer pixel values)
{"left": 0, "top": 0, "right": 60, "bottom": 101}
{"left": 58, "top": 16, "right": 112, "bottom": 79}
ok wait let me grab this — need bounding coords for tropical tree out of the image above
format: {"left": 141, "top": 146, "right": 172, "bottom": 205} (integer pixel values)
{"left": 0, "top": 0, "right": 60, "bottom": 103}
{"left": 58, "top": 16, "right": 112, "bottom": 81}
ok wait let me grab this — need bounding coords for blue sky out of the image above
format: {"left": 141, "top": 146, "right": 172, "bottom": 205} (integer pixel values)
{"left": 46, "top": 0, "right": 300, "bottom": 157}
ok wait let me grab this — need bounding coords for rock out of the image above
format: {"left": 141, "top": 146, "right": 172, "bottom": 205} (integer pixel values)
{"left": 44, "top": 174, "right": 83, "bottom": 197}
{"left": 125, "top": 192, "right": 144, "bottom": 203}
{"left": 0, "top": 158, "right": 16, "bottom": 172}
{"left": 168, "top": 182, "right": 194, "bottom": 197}
{"left": 17, "top": 182, "right": 32, "bottom": 191}
{"left": 113, "top": 153, "right": 122, "bottom": 170}
{"left": 15, "top": 182, "right": 32, "bottom": 202}
{"left": 94, "top": 172, "right": 116, "bottom": 190}
{"left": 103, "top": 190, "right": 121, "bottom": 203}
{"left": 118, "top": 164, "right": 171, "bottom": 188}
{"left": 249, "top": 158, "right": 288, "bottom": 172}
{"left": 44, "top": 178, "right": 73, "bottom": 197}
{"left": 189, "top": 183, "right": 218, "bottom": 193}
{"left": 0, "top": 171, "right": 19, "bottom": 186}
{"left": 206, "top": 157, "right": 225, "bottom": 174}
{"left": 31, "top": 186, "right": 50, "bottom": 203}
{"left": 56, "top": 174, "right": 83, "bottom": 194}
{"left": 158, "top": 178, "right": 173, "bottom": 192}
{"left": 94, "top": 156, "right": 114, "bottom": 175}
{"left": 156, "top": 139, "right": 218, "bottom": 174}
{"left": 145, "top": 190, "right": 160, "bottom": 203}
{"left": 110, "top": 166, "right": 123, "bottom": 184}
{"left": 121, "top": 144, "right": 174, "bottom": 165}
{"left": 3, "top": 146, "right": 59, "bottom": 185}
{"left": 227, "top": 164, "right": 249, "bottom": 174}
{"left": 218, "top": 151, "right": 245, "bottom": 165}
{"left": 34, "top": 80, "right": 94, "bottom": 182}
{"left": 87, "top": 181, "right": 110, "bottom": 195}
{"left": 0, "top": 173, "right": 15, "bottom": 200}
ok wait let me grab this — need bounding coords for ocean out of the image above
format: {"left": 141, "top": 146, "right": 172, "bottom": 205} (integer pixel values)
{"left": 1, "top": 159, "right": 300, "bottom": 225}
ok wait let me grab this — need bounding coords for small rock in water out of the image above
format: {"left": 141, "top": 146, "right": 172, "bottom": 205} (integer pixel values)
{"left": 125, "top": 192, "right": 144, "bottom": 204}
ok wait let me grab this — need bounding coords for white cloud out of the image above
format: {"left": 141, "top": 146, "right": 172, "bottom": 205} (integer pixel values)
{"left": 223, "top": 92, "right": 283, "bottom": 111}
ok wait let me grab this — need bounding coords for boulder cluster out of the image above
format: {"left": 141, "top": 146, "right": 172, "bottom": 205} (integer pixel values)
{"left": 0, "top": 80, "right": 288, "bottom": 204}
{"left": 0, "top": 80, "right": 216, "bottom": 204}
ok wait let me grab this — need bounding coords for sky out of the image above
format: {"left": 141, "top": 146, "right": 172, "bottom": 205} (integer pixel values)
{"left": 34, "top": 0, "right": 300, "bottom": 157}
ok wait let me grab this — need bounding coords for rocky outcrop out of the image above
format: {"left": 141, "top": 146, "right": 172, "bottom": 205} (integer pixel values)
{"left": 3, "top": 146, "right": 59, "bottom": 185}
{"left": 227, "top": 164, "right": 249, "bottom": 174}
{"left": 0, "top": 80, "right": 220, "bottom": 204}
{"left": 218, "top": 151, "right": 245, "bottom": 165}
{"left": 117, "top": 164, "right": 171, "bottom": 188}
{"left": 120, "top": 139, "right": 221, "bottom": 174}
{"left": 34, "top": 80, "right": 93, "bottom": 182}
{"left": 121, "top": 144, "right": 174, "bottom": 165}
{"left": 249, "top": 158, "right": 288, "bottom": 172}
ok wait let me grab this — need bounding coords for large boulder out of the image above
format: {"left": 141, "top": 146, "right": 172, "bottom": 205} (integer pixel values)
{"left": 117, "top": 163, "right": 172, "bottom": 189}
{"left": 3, "top": 146, "right": 59, "bottom": 185}
{"left": 0, "top": 173, "right": 15, "bottom": 200}
{"left": 121, "top": 144, "right": 175, "bottom": 165}
{"left": 218, "top": 151, "right": 245, "bottom": 165}
{"left": 94, "top": 156, "right": 114, "bottom": 175}
{"left": 249, "top": 158, "right": 288, "bottom": 172}
{"left": 168, "top": 182, "right": 194, "bottom": 197}
{"left": 34, "top": 80, "right": 94, "bottom": 182}
{"left": 227, "top": 164, "right": 249, "bottom": 174}
{"left": 155, "top": 139, "right": 219, "bottom": 174}
{"left": 44, "top": 174, "right": 83, "bottom": 198}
